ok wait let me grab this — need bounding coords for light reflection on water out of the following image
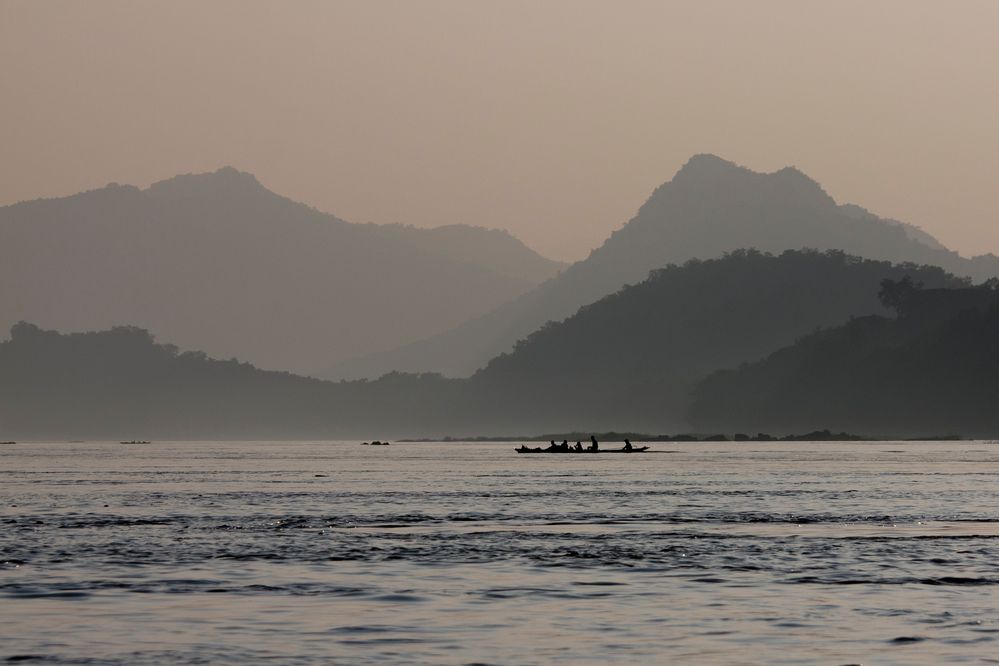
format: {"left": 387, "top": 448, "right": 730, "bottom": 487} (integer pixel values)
{"left": 2, "top": 440, "right": 999, "bottom": 664}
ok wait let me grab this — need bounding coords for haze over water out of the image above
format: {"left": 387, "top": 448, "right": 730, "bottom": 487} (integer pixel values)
{"left": 3, "top": 440, "right": 999, "bottom": 664}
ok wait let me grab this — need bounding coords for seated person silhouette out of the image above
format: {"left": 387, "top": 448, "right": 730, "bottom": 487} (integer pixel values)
{"left": 588, "top": 435, "right": 599, "bottom": 452}
{"left": 574, "top": 441, "right": 583, "bottom": 452}
{"left": 623, "top": 439, "right": 633, "bottom": 451}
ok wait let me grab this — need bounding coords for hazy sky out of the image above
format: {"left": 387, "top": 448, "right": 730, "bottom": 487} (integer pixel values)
{"left": 3, "top": 0, "right": 998, "bottom": 261}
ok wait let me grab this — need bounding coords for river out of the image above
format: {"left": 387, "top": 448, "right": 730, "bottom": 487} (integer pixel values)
{"left": 2, "top": 440, "right": 999, "bottom": 664}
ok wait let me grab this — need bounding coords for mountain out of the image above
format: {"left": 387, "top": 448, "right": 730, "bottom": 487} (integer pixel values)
{"left": 5, "top": 251, "right": 978, "bottom": 440}
{"left": 837, "top": 203, "right": 948, "bottom": 251}
{"left": 688, "top": 280, "right": 999, "bottom": 437}
{"left": 0, "top": 321, "right": 461, "bottom": 440}
{"left": 366, "top": 223, "right": 564, "bottom": 285}
{"left": 0, "top": 168, "right": 563, "bottom": 374}
{"left": 326, "top": 155, "right": 999, "bottom": 379}
{"left": 460, "top": 250, "right": 969, "bottom": 433}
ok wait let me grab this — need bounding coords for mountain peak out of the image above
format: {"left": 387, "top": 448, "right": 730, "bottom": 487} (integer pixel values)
{"left": 145, "top": 166, "right": 265, "bottom": 199}
{"left": 674, "top": 153, "right": 743, "bottom": 179}
{"left": 663, "top": 154, "right": 832, "bottom": 210}
{"left": 213, "top": 165, "right": 260, "bottom": 182}
{"left": 771, "top": 164, "right": 820, "bottom": 186}
{"left": 668, "top": 154, "right": 764, "bottom": 190}
{"left": 673, "top": 154, "right": 816, "bottom": 186}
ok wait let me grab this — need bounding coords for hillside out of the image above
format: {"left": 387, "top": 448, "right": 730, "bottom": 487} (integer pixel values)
{"left": 367, "top": 223, "right": 564, "bottom": 285}
{"left": 326, "top": 155, "right": 999, "bottom": 379}
{"left": 462, "top": 250, "right": 969, "bottom": 433}
{"left": 0, "top": 322, "right": 463, "bottom": 440}
{"left": 0, "top": 168, "right": 562, "bottom": 374}
{"left": 5, "top": 251, "right": 980, "bottom": 439}
{"left": 688, "top": 280, "right": 999, "bottom": 437}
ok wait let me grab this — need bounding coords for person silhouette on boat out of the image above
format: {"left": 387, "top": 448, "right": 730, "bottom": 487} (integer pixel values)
{"left": 588, "top": 435, "right": 599, "bottom": 452}
{"left": 574, "top": 441, "right": 583, "bottom": 452}
{"left": 561, "top": 439, "right": 569, "bottom": 452}
{"left": 623, "top": 439, "right": 634, "bottom": 451}
{"left": 546, "top": 440, "right": 557, "bottom": 451}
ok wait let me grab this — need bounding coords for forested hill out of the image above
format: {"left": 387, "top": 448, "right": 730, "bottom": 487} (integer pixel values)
{"left": 464, "top": 250, "right": 969, "bottom": 433}
{"left": 326, "top": 154, "right": 999, "bottom": 380}
{"left": 688, "top": 279, "right": 999, "bottom": 437}
{"left": 0, "top": 322, "right": 463, "bottom": 440}
{"left": 0, "top": 167, "right": 562, "bottom": 375}
{"left": 4, "top": 252, "right": 991, "bottom": 439}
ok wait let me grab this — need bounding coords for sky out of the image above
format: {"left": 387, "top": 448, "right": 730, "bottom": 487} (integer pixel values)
{"left": 2, "top": 0, "right": 998, "bottom": 262}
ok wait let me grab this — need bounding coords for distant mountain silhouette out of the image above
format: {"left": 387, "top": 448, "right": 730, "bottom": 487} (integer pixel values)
{"left": 0, "top": 168, "right": 563, "bottom": 374}
{"left": 0, "top": 321, "right": 461, "bottom": 439}
{"left": 326, "top": 155, "right": 999, "bottom": 379}
{"left": 837, "top": 203, "right": 948, "bottom": 251}
{"left": 688, "top": 280, "right": 999, "bottom": 437}
{"left": 7, "top": 251, "right": 987, "bottom": 439}
{"left": 461, "top": 250, "right": 969, "bottom": 433}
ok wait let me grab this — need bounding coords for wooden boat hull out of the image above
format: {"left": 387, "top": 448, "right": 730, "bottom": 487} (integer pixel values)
{"left": 516, "top": 446, "right": 649, "bottom": 454}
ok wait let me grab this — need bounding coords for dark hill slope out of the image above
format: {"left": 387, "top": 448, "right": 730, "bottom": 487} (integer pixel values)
{"left": 0, "top": 256, "right": 982, "bottom": 440}
{"left": 0, "top": 322, "right": 462, "bottom": 440}
{"left": 0, "top": 168, "right": 562, "bottom": 374}
{"left": 328, "top": 155, "right": 999, "bottom": 379}
{"left": 688, "top": 281, "right": 999, "bottom": 437}
{"left": 463, "top": 250, "right": 968, "bottom": 433}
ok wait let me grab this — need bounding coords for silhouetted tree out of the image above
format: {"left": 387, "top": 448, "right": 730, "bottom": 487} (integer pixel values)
{"left": 878, "top": 276, "right": 922, "bottom": 315}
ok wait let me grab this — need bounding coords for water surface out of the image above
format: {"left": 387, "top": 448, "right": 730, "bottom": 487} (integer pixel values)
{"left": 3, "top": 440, "right": 999, "bottom": 664}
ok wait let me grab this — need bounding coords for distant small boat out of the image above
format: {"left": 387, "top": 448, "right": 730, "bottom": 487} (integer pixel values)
{"left": 516, "top": 445, "right": 649, "bottom": 454}
{"left": 120, "top": 440, "right": 150, "bottom": 444}
{"left": 0, "top": 441, "right": 15, "bottom": 445}
{"left": 362, "top": 441, "right": 390, "bottom": 446}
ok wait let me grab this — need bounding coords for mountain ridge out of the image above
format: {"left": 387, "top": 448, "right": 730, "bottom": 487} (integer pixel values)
{"left": 323, "top": 154, "right": 999, "bottom": 380}
{"left": 0, "top": 167, "right": 564, "bottom": 374}
{"left": 688, "top": 280, "right": 999, "bottom": 436}
{"left": 2, "top": 250, "right": 985, "bottom": 439}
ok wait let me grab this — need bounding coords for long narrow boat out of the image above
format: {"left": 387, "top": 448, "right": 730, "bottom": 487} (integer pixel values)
{"left": 516, "top": 445, "right": 649, "bottom": 454}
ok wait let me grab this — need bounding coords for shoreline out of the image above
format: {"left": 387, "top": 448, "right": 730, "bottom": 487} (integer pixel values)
{"left": 399, "top": 429, "right": 965, "bottom": 443}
